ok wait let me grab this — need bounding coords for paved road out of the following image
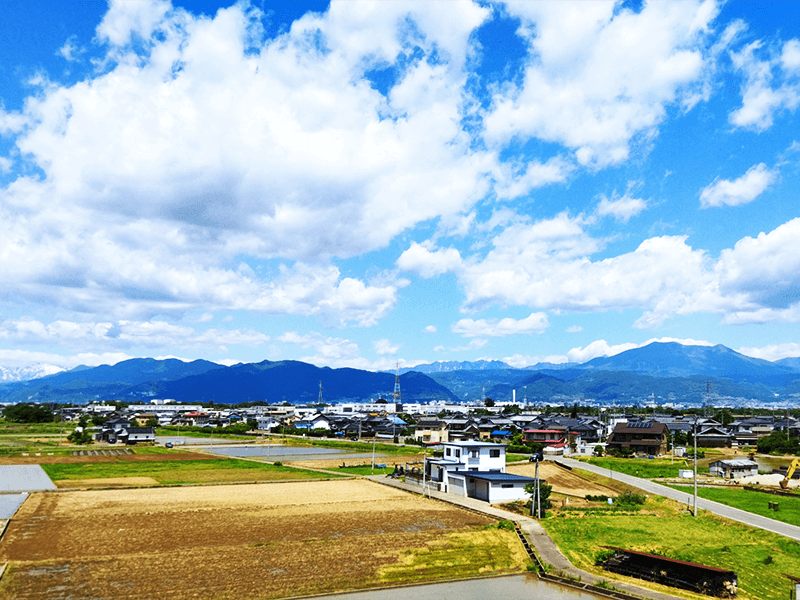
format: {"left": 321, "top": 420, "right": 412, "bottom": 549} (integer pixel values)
{"left": 557, "top": 457, "right": 800, "bottom": 541}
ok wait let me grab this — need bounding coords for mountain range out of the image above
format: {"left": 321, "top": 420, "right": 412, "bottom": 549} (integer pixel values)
{"left": 1, "top": 342, "right": 799, "bottom": 406}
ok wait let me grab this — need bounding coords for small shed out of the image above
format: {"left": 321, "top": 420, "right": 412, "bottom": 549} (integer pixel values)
{"left": 709, "top": 459, "right": 758, "bottom": 479}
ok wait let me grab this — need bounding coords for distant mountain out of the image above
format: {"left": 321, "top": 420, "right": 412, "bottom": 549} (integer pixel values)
{"left": 578, "top": 342, "right": 799, "bottom": 385}
{"left": 0, "top": 358, "right": 456, "bottom": 405}
{"left": 402, "top": 360, "right": 512, "bottom": 374}
{"left": 0, "top": 358, "right": 225, "bottom": 404}
{"left": 0, "top": 363, "right": 65, "bottom": 383}
{"left": 147, "top": 360, "right": 456, "bottom": 404}
{"left": 2, "top": 342, "right": 800, "bottom": 406}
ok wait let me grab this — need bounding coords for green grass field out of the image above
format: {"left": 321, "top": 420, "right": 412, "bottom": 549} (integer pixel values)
{"left": 581, "top": 456, "right": 710, "bottom": 478}
{"left": 669, "top": 485, "right": 800, "bottom": 527}
{"left": 543, "top": 496, "right": 800, "bottom": 600}
{"left": 41, "top": 456, "right": 346, "bottom": 485}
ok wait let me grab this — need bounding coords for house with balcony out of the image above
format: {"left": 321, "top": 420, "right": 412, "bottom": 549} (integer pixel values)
{"left": 417, "top": 441, "right": 537, "bottom": 503}
{"left": 606, "top": 421, "right": 669, "bottom": 455}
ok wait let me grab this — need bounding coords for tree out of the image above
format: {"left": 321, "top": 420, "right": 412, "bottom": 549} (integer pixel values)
{"left": 570, "top": 403, "right": 578, "bottom": 419}
{"left": 484, "top": 398, "right": 495, "bottom": 407}
{"left": 246, "top": 418, "right": 258, "bottom": 431}
{"left": 757, "top": 430, "right": 800, "bottom": 455}
{"left": 3, "top": 404, "right": 54, "bottom": 423}
{"left": 524, "top": 481, "right": 552, "bottom": 517}
{"left": 67, "top": 426, "right": 93, "bottom": 445}
{"left": 594, "top": 444, "right": 604, "bottom": 457}
{"left": 145, "top": 418, "right": 159, "bottom": 428}
{"left": 91, "top": 415, "right": 109, "bottom": 427}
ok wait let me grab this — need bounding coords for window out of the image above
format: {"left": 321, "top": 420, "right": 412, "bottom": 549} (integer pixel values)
{"left": 445, "top": 448, "right": 451, "bottom": 456}
{"left": 470, "top": 450, "right": 479, "bottom": 458}
{"left": 455, "top": 449, "right": 461, "bottom": 458}
{"left": 501, "top": 484, "right": 513, "bottom": 488}
{"left": 489, "top": 449, "right": 500, "bottom": 458}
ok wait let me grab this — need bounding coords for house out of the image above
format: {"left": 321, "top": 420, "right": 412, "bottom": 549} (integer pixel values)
{"left": 696, "top": 426, "right": 733, "bottom": 448}
{"left": 418, "top": 441, "right": 537, "bottom": 503}
{"left": 709, "top": 459, "right": 758, "bottom": 479}
{"left": 606, "top": 421, "right": 669, "bottom": 455}
{"left": 523, "top": 429, "right": 565, "bottom": 446}
{"left": 414, "top": 419, "right": 449, "bottom": 444}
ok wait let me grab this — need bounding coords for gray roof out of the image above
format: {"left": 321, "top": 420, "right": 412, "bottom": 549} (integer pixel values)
{"left": 461, "top": 472, "right": 538, "bottom": 483}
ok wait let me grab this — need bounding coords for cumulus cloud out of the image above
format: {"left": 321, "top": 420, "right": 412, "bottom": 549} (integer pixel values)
{"left": 373, "top": 338, "right": 399, "bottom": 355}
{"left": 396, "top": 242, "right": 463, "bottom": 278}
{"left": 596, "top": 193, "right": 648, "bottom": 222}
{"left": 484, "top": 1, "right": 718, "bottom": 167}
{"left": 423, "top": 325, "right": 437, "bottom": 333}
{"left": 737, "top": 343, "right": 800, "bottom": 361}
{"left": 729, "top": 38, "right": 800, "bottom": 130}
{"left": 449, "top": 211, "right": 800, "bottom": 328}
{"left": 451, "top": 312, "right": 549, "bottom": 337}
{"left": 715, "top": 217, "right": 800, "bottom": 312}
{"left": 0, "top": 1, "right": 489, "bottom": 327}
{"left": 699, "top": 163, "right": 776, "bottom": 208}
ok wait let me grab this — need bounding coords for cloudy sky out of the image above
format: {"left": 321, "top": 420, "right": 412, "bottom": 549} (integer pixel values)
{"left": 1, "top": 0, "right": 800, "bottom": 372}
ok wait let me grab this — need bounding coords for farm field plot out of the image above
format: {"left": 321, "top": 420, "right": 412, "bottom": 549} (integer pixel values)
{"left": 543, "top": 495, "right": 800, "bottom": 600}
{"left": 34, "top": 451, "right": 343, "bottom": 487}
{"left": 506, "top": 462, "right": 617, "bottom": 498}
{"left": 0, "top": 480, "right": 527, "bottom": 600}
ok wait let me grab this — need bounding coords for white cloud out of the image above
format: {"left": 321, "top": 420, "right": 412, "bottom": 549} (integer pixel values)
{"left": 373, "top": 338, "right": 399, "bottom": 355}
{"left": 566, "top": 325, "right": 582, "bottom": 333}
{"left": 452, "top": 212, "right": 800, "bottom": 328}
{"left": 0, "top": 1, "right": 492, "bottom": 328}
{"left": 396, "top": 242, "right": 463, "bottom": 278}
{"left": 484, "top": 1, "right": 717, "bottom": 167}
{"left": 423, "top": 325, "right": 437, "bottom": 333}
{"left": 0, "top": 318, "right": 269, "bottom": 351}
{"left": 0, "top": 348, "right": 132, "bottom": 370}
{"left": 729, "top": 39, "right": 800, "bottom": 130}
{"left": 493, "top": 156, "right": 574, "bottom": 200}
{"left": 449, "top": 339, "right": 488, "bottom": 352}
{"left": 737, "top": 343, "right": 800, "bottom": 362}
{"left": 596, "top": 193, "right": 648, "bottom": 222}
{"left": 279, "top": 331, "right": 361, "bottom": 367}
{"left": 451, "top": 312, "right": 549, "bottom": 337}
{"left": 715, "top": 217, "right": 800, "bottom": 313}
{"left": 57, "top": 36, "right": 84, "bottom": 62}
{"left": 699, "top": 163, "right": 776, "bottom": 208}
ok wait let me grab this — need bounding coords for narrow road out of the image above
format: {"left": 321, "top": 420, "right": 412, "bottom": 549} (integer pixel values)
{"left": 369, "top": 475, "right": 685, "bottom": 600}
{"left": 557, "top": 457, "right": 800, "bottom": 541}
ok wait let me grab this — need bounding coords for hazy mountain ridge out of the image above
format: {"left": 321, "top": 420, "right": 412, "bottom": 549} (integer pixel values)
{"left": 2, "top": 342, "right": 800, "bottom": 405}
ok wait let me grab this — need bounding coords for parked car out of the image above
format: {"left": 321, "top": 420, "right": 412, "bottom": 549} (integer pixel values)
{"left": 165, "top": 442, "right": 174, "bottom": 448}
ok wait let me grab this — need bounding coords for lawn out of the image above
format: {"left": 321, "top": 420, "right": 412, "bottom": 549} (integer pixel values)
{"left": 669, "top": 485, "right": 800, "bottom": 527}
{"left": 580, "top": 456, "right": 710, "bottom": 479}
{"left": 41, "top": 456, "right": 346, "bottom": 485}
{"left": 543, "top": 495, "right": 800, "bottom": 600}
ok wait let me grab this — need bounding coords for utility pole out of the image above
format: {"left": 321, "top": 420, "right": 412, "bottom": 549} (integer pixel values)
{"left": 693, "top": 417, "right": 698, "bottom": 517}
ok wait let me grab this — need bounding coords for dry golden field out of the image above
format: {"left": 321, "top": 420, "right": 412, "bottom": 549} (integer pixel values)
{"left": 0, "top": 480, "right": 527, "bottom": 600}
{"left": 506, "top": 461, "right": 618, "bottom": 498}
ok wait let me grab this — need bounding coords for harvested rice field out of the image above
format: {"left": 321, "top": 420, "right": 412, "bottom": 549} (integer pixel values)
{"left": 0, "top": 479, "right": 528, "bottom": 600}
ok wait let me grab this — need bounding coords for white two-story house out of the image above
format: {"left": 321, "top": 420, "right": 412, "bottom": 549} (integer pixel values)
{"left": 422, "top": 441, "right": 538, "bottom": 504}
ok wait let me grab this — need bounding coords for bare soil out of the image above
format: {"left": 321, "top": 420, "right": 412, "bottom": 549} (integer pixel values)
{"left": 506, "top": 461, "right": 617, "bottom": 498}
{"left": 0, "top": 480, "right": 502, "bottom": 600}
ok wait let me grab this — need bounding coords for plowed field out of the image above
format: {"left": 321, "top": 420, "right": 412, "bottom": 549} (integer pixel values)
{"left": 0, "top": 480, "right": 526, "bottom": 600}
{"left": 506, "top": 461, "right": 617, "bottom": 498}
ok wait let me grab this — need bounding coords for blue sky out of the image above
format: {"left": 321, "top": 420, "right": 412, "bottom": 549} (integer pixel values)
{"left": 1, "top": 0, "right": 800, "bottom": 373}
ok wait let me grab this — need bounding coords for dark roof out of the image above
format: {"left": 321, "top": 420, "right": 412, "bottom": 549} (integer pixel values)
{"left": 462, "top": 472, "right": 539, "bottom": 483}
